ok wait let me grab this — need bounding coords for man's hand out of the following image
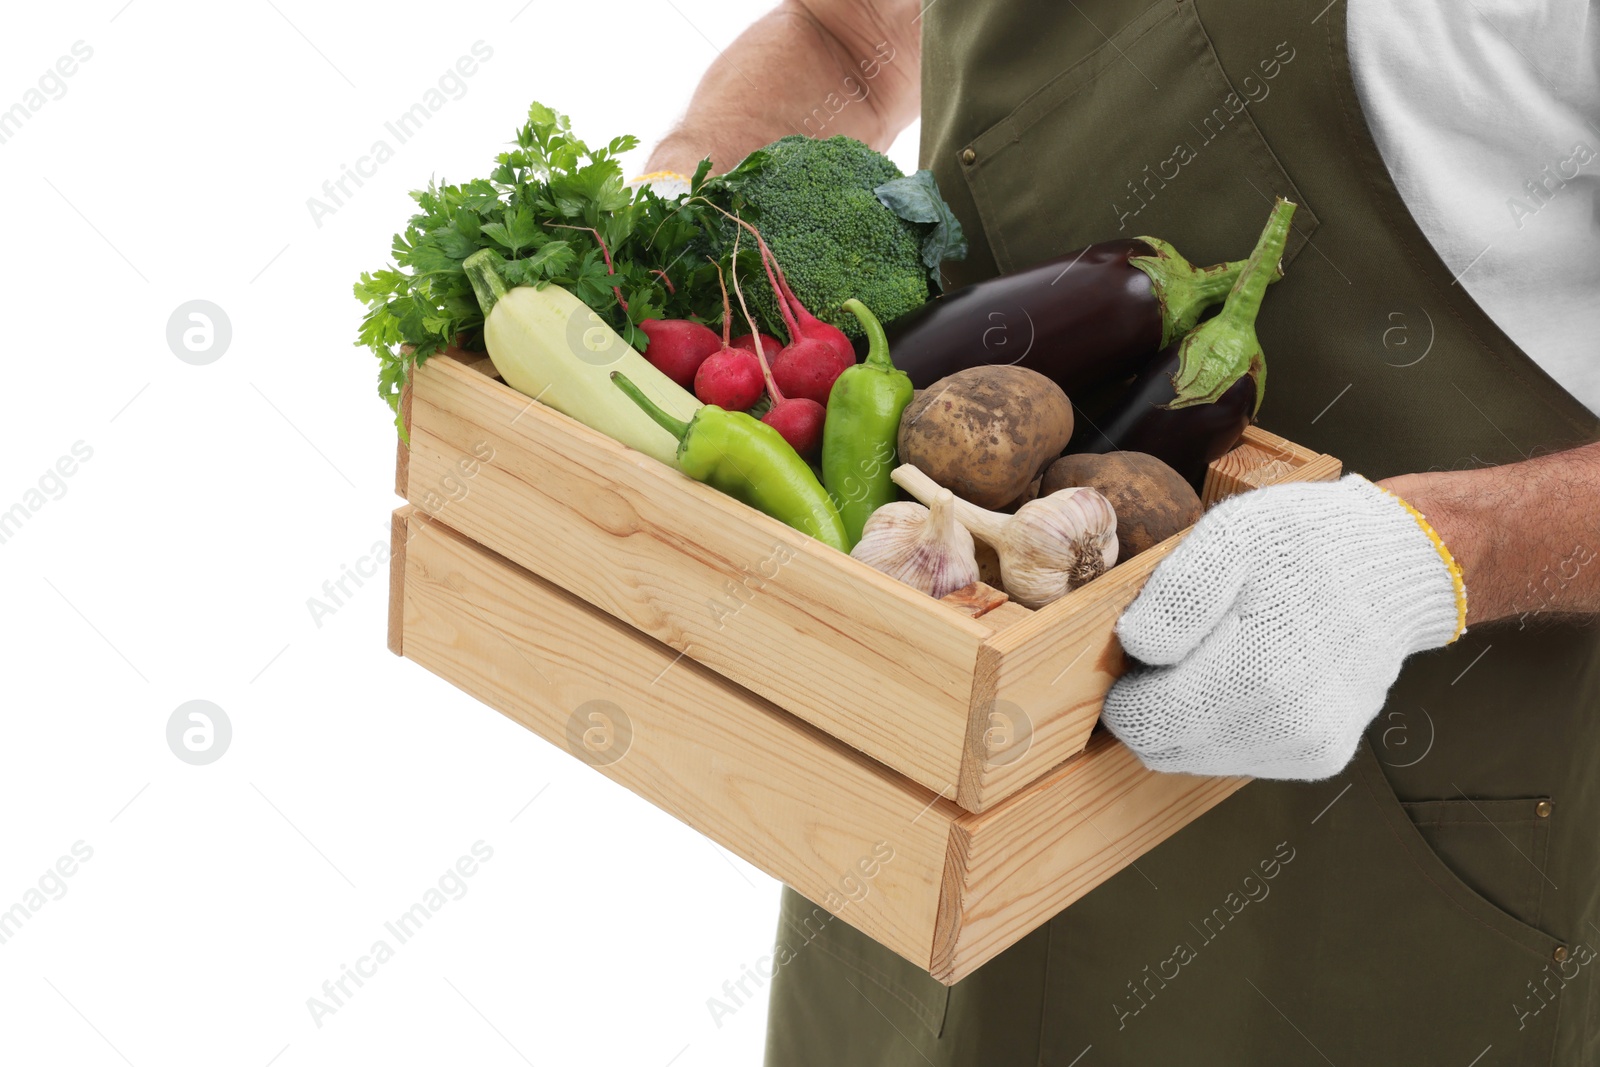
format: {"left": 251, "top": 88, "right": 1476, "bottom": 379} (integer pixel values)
{"left": 643, "top": 0, "right": 923, "bottom": 178}
{"left": 1101, "top": 474, "right": 1464, "bottom": 780}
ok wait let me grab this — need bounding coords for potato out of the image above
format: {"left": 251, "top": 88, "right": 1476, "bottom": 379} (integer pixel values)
{"left": 1041, "top": 451, "right": 1201, "bottom": 561}
{"left": 897, "top": 367, "right": 1074, "bottom": 510}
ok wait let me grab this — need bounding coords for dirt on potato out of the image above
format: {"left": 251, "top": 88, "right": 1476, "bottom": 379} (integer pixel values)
{"left": 1042, "top": 451, "right": 1201, "bottom": 561}
{"left": 898, "top": 366, "right": 1074, "bottom": 510}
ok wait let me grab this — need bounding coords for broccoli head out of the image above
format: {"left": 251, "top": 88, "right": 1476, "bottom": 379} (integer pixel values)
{"left": 706, "top": 135, "right": 964, "bottom": 340}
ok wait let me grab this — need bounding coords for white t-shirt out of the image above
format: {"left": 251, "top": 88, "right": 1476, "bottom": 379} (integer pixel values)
{"left": 1348, "top": 0, "right": 1600, "bottom": 416}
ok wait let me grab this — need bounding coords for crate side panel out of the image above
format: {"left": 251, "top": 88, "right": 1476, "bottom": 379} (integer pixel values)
{"left": 400, "top": 516, "right": 953, "bottom": 967}
{"left": 935, "top": 732, "right": 1248, "bottom": 983}
{"left": 961, "top": 534, "right": 1181, "bottom": 811}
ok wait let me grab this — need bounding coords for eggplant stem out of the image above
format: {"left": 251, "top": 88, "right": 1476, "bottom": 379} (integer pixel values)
{"left": 1165, "top": 198, "right": 1296, "bottom": 414}
{"left": 1219, "top": 199, "right": 1296, "bottom": 330}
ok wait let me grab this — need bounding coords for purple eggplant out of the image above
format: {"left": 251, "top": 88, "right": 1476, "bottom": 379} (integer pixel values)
{"left": 868, "top": 238, "right": 1252, "bottom": 396}
{"left": 1069, "top": 198, "right": 1297, "bottom": 489}
{"left": 1068, "top": 349, "right": 1256, "bottom": 488}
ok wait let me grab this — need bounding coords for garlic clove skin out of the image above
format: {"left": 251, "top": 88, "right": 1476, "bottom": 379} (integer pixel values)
{"left": 997, "top": 487, "right": 1119, "bottom": 608}
{"left": 851, "top": 491, "right": 980, "bottom": 599}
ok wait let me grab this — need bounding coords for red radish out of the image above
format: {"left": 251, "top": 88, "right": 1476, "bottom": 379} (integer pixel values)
{"left": 699, "top": 202, "right": 855, "bottom": 406}
{"left": 731, "top": 332, "right": 785, "bottom": 359}
{"left": 762, "top": 389, "right": 825, "bottom": 459}
{"left": 729, "top": 244, "right": 825, "bottom": 459}
{"left": 771, "top": 334, "right": 854, "bottom": 407}
{"left": 640, "top": 319, "right": 722, "bottom": 388}
{"left": 694, "top": 350, "right": 763, "bottom": 410}
{"left": 763, "top": 258, "right": 855, "bottom": 406}
{"left": 765, "top": 254, "right": 855, "bottom": 369}
{"left": 692, "top": 257, "right": 764, "bottom": 411}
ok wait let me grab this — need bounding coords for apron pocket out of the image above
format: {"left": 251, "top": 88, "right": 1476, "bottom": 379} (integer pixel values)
{"left": 961, "top": 0, "right": 1320, "bottom": 275}
{"left": 1400, "top": 796, "right": 1554, "bottom": 932}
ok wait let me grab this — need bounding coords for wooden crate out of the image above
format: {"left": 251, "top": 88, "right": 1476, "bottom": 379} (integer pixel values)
{"left": 396, "top": 352, "right": 1340, "bottom": 813}
{"left": 388, "top": 351, "right": 1340, "bottom": 984}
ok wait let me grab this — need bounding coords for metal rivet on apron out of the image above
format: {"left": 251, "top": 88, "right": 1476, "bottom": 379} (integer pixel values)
{"left": 1536, "top": 800, "right": 1553, "bottom": 818}
{"left": 961, "top": 148, "right": 977, "bottom": 165}
{"left": 1554, "top": 945, "right": 1570, "bottom": 963}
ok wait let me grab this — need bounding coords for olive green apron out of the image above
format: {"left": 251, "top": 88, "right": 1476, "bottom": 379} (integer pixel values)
{"left": 764, "top": 2, "right": 1600, "bottom": 1064}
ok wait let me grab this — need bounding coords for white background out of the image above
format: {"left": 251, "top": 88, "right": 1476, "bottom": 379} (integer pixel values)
{"left": 0, "top": 3, "right": 919, "bottom": 1065}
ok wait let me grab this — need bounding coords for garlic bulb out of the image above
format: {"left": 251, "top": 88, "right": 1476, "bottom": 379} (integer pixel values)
{"left": 850, "top": 489, "right": 980, "bottom": 599}
{"left": 891, "top": 464, "right": 1118, "bottom": 608}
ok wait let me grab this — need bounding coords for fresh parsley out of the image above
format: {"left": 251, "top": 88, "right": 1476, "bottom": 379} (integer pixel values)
{"left": 353, "top": 102, "right": 718, "bottom": 426}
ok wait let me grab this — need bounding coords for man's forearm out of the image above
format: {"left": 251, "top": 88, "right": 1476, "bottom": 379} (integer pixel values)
{"left": 1381, "top": 442, "right": 1600, "bottom": 626}
{"left": 645, "top": 0, "right": 921, "bottom": 177}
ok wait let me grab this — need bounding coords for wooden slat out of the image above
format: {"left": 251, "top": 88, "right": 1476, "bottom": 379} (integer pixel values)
{"left": 407, "top": 355, "right": 988, "bottom": 798}
{"left": 387, "top": 505, "right": 413, "bottom": 657}
{"left": 397, "top": 350, "right": 499, "bottom": 500}
{"left": 1201, "top": 424, "right": 1332, "bottom": 507}
{"left": 399, "top": 511, "right": 958, "bottom": 966}
{"left": 395, "top": 382, "right": 413, "bottom": 500}
{"left": 445, "top": 350, "right": 497, "bottom": 378}
{"left": 933, "top": 731, "right": 1249, "bottom": 984}
{"left": 959, "top": 545, "right": 1168, "bottom": 812}
{"left": 1288, "top": 453, "right": 1344, "bottom": 485}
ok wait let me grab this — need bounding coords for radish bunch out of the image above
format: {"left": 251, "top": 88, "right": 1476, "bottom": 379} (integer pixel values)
{"left": 637, "top": 210, "right": 858, "bottom": 459}
{"left": 712, "top": 207, "right": 855, "bottom": 407}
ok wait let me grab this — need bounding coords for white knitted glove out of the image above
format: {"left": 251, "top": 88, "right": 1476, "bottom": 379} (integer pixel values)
{"left": 1101, "top": 474, "right": 1466, "bottom": 780}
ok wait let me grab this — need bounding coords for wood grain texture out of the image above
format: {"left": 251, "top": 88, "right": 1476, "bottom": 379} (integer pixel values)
{"left": 938, "top": 582, "right": 1011, "bottom": 620}
{"left": 933, "top": 730, "right": 1250, "bottom": 983}
{"left": 398, "top": 510, "right": 958, "bottom": 967}
{"left": 395, "top": 350, "right": 497, "bottom": 500}
{"left": 387, "top": 506, "right": 413, "bottom": 657}
{"left": 959, "top": 532, "right": 1179, "bottom": 812}
{"left": 395, "top": 383, "right": 413, "bottom": 500}
{"left": 407, "top": 355, "right": 989, "bottom": 798}
{"left": 972, "top": 601, "right": 1034, "bottom": 633}
{"left": 1201, "top": 424, "right": 1335, "bottom": 507}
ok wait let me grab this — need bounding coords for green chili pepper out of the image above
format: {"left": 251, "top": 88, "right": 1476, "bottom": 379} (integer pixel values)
{"left": 611, "top": 372, "right": 850, "bottom": 552}
{"left": 822, "top": 299, "right": 916, "bottom": 548}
